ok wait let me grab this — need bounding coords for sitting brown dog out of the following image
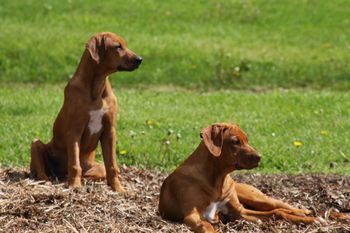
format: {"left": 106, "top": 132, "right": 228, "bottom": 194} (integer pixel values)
{"left": 30, "top": 32, "right": 142, "bottom": 191}
{"left": 159, "top": 123, "right": 324, "bottom": 232}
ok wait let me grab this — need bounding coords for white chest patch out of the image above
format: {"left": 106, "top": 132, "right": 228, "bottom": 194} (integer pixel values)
{"left": 88, "top": 108, "right": 107, "bottom": 135}
{"left": 203, "top": 199, "right": 229, "bottom": 223}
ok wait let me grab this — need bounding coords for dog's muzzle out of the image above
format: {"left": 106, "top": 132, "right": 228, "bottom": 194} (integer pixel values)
{"left": 130, "top": 56, "right": 142, "bottom": 70}
{"left": 134, "top": 56, "right": 142, "bottom": 66}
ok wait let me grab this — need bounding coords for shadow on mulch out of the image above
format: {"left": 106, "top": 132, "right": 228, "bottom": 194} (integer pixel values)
{"left": 0, "top": 166, "right": 349, "bottom": 233}
{"left": 2, "top": 168, "right": 29, "bottom": 182}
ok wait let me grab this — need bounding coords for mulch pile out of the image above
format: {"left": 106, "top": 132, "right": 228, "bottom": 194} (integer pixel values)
{"left": 0, "top": 166, "right": 349, "bottom": 232}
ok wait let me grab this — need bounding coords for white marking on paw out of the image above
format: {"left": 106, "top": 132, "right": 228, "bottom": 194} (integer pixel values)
{"left": 203, "top": 198, "right": 229, "bottom": 223}
{"left": 315, "top": 217, "right": 326, "bottom": 225}
{"left": 88, "top": 108, "right": 107, "bottom": 135}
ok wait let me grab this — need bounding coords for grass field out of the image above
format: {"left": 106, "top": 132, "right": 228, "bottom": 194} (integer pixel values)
{"left": 1, "top": 0, "right": 350, "bottom": 89}
{"left": 0, "top": 1, "right": 349, "bottom": 173}
{"left": 1, "top": 84, "right": 349, "bottom": 173}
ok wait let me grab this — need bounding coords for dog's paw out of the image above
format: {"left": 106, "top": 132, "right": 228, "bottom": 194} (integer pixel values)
{"left": 112, "top": 185, "right": 125, "bottom": 192}
{"left": 292, "top": 209, "right": 311, "bottom": 216}
{"left": 314, "top": 217, "right": 327, "bottom": 226}
{"left": 68, "top": 178, "right": 82, "bottom": 189}
{"left": 194, "top": 221, "right": 217, "bottom": 233}
{"left": 31, "top": 172, "right": 50, "bottom": 181}
{"left": 108, "top": 179, "right": 125, "bottom": 192}
{"left": 330, "top": 212, "right": 350, "bottom": 221}
{"left": 301, "top": 209, "right": 311, "bottom": 215}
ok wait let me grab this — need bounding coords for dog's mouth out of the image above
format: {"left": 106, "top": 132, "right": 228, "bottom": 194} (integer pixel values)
{"left": 250, "top": 161, "right": 260, "bottom": 168}
{"left": 117, "top": 62, "right": 141, "bottom": 72}
{"left": 235, "top": 161, "right": 260, "bottom": 170}
{"left": 117, "top": 65, "right": 135, "bottom": 71}
{"left": 131, "top": 62, "right": 141, "bottom": 70}
{"left": 237, "top": 153, "right": 261, "bottom": 170}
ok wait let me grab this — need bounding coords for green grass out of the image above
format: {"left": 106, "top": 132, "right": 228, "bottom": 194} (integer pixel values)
{"left": 1, "top": 0, "right": 350, "bottom": 90}
{"left": 0, "top": 84, "right": 349, "bottom": 173}
{"left": 1, "top": 1, "right": 350, "bottom": 173}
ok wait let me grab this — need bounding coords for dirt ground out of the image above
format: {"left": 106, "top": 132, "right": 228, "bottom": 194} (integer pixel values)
{"left": 0, "top": 166, "right": 349, "bottom": 233}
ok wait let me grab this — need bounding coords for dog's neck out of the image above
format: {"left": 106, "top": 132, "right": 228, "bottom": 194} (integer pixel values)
{"left": 73, "top": 50, "right": 112, "bottom": 100}
{"left": 186, "top": 141, "right": 234, "bottom": 191}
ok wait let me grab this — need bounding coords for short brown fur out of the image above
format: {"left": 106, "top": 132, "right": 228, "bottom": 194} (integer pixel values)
{"left": 30, "top": 32, "right": 142, "bottom": 191}
{"left": 159, "top": 123, "right": 323, "bottom": 233}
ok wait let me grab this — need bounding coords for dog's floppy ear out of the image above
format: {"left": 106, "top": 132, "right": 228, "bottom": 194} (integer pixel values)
{"left": 200, "top": 124, "right": 224, "bottom": 157}
{"left": 86, "top": 34, "right": 106, "bottom": 64}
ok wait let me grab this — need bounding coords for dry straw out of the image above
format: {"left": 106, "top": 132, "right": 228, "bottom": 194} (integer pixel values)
{"left": 0, "top": 166, "right": 349, "bottom": 232}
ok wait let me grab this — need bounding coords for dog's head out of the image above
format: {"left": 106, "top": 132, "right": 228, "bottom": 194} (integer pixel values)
{"left": 200, "top": 123, "right": 261, "bottom": 170}
{"left": 86, "top": 32, "right": 142, "bottom": 73}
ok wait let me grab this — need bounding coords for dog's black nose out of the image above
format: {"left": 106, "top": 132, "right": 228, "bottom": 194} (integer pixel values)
{"left": 135, "top": 56, "right": 142, "bottom": 65}
{"left": 254, "top": 154, "right": 261, "bottom": 163}
{"left": 251, "top": 154, "right": 261, "bottom": 164}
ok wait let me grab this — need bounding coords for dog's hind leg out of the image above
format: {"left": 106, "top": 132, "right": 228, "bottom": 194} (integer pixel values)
{"left": 238, "top": 208, "right": 322, "bottom": 224}
{"left": 83, "top": 162, "right": 106, "bottom": 180}
{"left": 30, "top": 139, "right": 49, "bottom": 181}
{"left": 81, "top": 151, "right": 106, "bottom": 180}
{"left": 235, "top": 183, "right": 310, "bottom": 216}
{"left": 225, "top": 189, "right": 322, "bottom": 224}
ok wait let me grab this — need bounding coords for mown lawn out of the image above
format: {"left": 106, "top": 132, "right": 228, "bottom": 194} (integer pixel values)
{"left": 0, "top": 1, "right": 349, "bottom": 173}
{"left": 0, "top": 84, "right": 349, "bottom": 173}
{"left": 1, "top": 0, "right": 350, "bottom": 89}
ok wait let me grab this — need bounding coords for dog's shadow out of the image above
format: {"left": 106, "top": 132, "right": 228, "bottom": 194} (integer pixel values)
{"left": 1, "top": 168, "right": 30, "bottom": 182}
{"left": 1, "top": 168, "right": 106, "bottom": 189}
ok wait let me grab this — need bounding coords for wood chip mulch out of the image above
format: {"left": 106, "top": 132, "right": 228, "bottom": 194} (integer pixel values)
{"left": 0, "top": 166, "right": 349, "bottom": 232}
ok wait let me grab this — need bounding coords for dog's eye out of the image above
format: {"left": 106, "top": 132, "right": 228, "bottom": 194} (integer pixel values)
{"left": 230, "top": 136, "right": 240, "bottom": 145}
{"left": 115, "top": 44, "right": 122, "bottom": 50}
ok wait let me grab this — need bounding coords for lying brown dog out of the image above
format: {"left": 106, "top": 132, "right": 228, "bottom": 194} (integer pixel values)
{"left": 159, "top": 123, "right": 324, "bottom": 232}
{"left": 30, "top": 32, "right": 142, "bottom": 191}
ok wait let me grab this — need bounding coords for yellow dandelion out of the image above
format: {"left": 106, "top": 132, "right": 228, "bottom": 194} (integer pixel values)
{"left": 320, "top": 130, "right": 329, "bottom": 136}
{"left": 119, "top": 149, "right": 127, "bottom": 155}
{"left": 322, "top": 43, "right": 332, "bottom": 48}
{"left": 293, "top": 141, "right": 303, "bottom": 147}
{"left": 146, "top": 120, "right": 153, "bottom": 125}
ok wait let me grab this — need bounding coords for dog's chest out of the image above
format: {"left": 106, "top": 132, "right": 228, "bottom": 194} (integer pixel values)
{"left": 88, "top": 108, "right": 108, "bottom": 135}
{"left": 203, "top": 199, "right": 229, "bottom": 223}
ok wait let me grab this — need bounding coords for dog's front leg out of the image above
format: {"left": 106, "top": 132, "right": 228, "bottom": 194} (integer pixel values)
{"left": 184, "top": 209, "right": 217, "bottom": 233}
{"left": 100, "top": 127, "right": 124, "bottom": 192}
{"left": 67, "top": 141, "right": 82, "bottom": 188}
